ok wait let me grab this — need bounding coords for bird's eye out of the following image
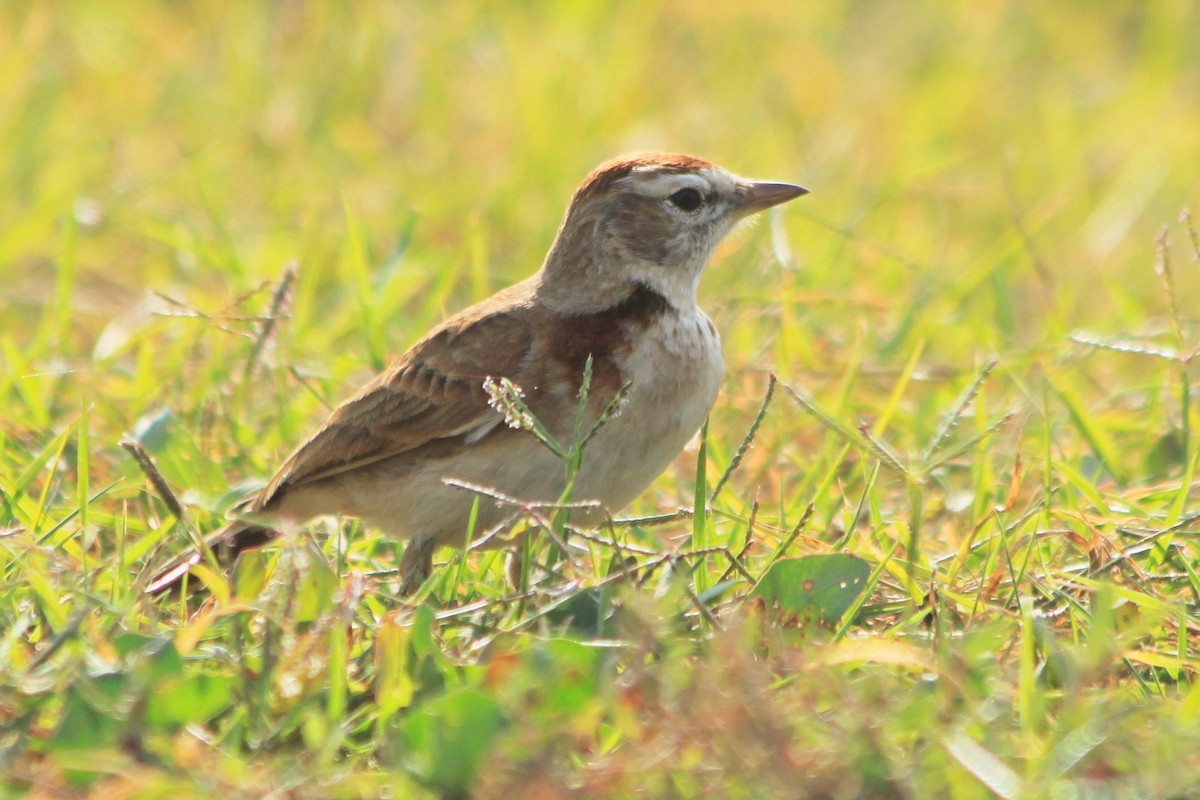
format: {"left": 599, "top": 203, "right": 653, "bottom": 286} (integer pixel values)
{"left": 668, "top": 188, "right": 703, "bottom": 212}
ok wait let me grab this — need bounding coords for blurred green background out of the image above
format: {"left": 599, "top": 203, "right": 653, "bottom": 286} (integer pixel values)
{"left": 4, "top": 0, "right": 1196, "bottom": 362}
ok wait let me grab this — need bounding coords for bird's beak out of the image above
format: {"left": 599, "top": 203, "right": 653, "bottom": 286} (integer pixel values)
{"left": 737, "top": 181, "right": 809, "bottom": 216}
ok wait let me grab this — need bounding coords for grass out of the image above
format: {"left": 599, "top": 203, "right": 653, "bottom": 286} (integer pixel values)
{"left": 2, "top": 0, "right": 1199, "bottom": 797}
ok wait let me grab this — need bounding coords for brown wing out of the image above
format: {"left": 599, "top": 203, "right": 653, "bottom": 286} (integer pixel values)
{"left": 252, "top": 281, "right": 538, "bottom": 511}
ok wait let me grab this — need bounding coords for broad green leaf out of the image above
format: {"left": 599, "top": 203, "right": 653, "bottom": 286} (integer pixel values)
{"left": 526, "top": 639, "right": 601, "bottom": 717}
{"left": 376, "top": 614, "right": 415, "bottom": 721}
{"left": 295, "top": 538, "right": 338, "bottom": 623}
{"left": 398, "top": 689, "right": 505, "bottom": 794}
{"left": 543, "top": 586, "right": 615, "bottom": 635}
{"left": 49, "top": 676, "right": 125, "bottom": 751}
{"left": 143, "top": 673, "right": 234, "bottom": 729}
{"left": 233, "top": 548, "right": 271, "bottom": 599}
{"left": 753, "top": 554, "right": 871, "bottom": 626}
{"left": 409, "top": 604, "right": 450, "bottom": 694}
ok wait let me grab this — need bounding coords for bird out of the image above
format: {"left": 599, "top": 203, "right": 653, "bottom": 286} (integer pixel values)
{"left": 145, "top": 153, "right": 807, "bottom": 597}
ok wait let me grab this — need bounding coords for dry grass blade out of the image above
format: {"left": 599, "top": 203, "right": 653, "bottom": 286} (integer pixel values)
{"left": 1154, "top": 226, "right": 1186, "bottom": 347}
{"left": 856, "top": 422, "right": 911, "bottom": 477}
{"left": 579, "top": 380, "right": 632, "bottom": 450}
{"left": 152, "top": 291, "right": 280, "bottom": 325}
{"left": 612, "top": 508, "right": 694, "bottom": 526}
{"left": 1181, "top": 208, "right": 1200, "bottom": 268}
{"left": 780, "top": 380, "right": 875, "bottom": 453}
{"left": 119, "top": 438, "right": 186, "bottom": 521}
{"left": 443, "top": 478, "right": 593, "bottom": 565}
{"left": 567, "top": 526, "right": 659, "bottom": 556}
{"left": 709, "top": 374, "right": 776, "bottom": 504}
{"left": 926, "top": 410, "right": 1021, "bottom": 472}
{"left": 289, "top": 365, "right": 336, "bottom": 411}
{"left": 717, "top": 499, "right": 758, "bottom": 583}
{"left": 921, "top": 356, "right": 998, "bottom": 463}
{"left": 671, "top": 555, "right": 723, "bottom": 629}
{"left": 764, "top": 502, "right": 815, "bottom": 570}
{"left": 1119, "top": 512, "right": 1200, "bottom": 556}
{"left": 717, "top": 547, "right": 757, "bottom": 584}
{"left": 1068, "top": 333, "right": 1179, "bottom": 361}
{"left": 243, "top": 262, "right": 298, "bottom": 382}
{"left": 443, "top": 478, "right": 604, "bottom": 515}
{"left": 119, "top": 437, "right": 222, "bottom": 583}
{"left": 28, "top": 608, "right": 89, "bottom": 669}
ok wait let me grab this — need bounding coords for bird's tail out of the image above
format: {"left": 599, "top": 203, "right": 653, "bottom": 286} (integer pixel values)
{"left": 144, "top": 520, "right": 279, "bottom": 596}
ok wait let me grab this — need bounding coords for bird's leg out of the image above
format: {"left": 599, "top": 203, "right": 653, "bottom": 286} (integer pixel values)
{"left": 505, "top": 542, "right": 529, "bottom": 592}
{"left": 398, "top": 537, "right": 436, "bottom": 595}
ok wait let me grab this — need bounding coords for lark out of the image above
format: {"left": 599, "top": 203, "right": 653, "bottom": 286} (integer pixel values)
{"left": 147, "top": 153, "right": 806, "bottom": 595}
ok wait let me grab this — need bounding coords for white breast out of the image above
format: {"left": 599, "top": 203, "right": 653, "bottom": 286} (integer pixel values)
{"left": 574, "top": 305, "right": 724, "bottom": 509}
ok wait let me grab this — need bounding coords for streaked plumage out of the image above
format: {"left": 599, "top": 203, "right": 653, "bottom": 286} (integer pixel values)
{"left": 147, "top": 153, "right": 806, "bottom": 595}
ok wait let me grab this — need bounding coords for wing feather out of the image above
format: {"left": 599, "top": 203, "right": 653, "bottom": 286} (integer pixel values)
{"left": 252, "top": 283, "right": 538, "bottom": 510}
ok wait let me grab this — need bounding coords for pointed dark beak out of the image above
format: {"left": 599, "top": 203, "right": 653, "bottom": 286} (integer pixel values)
{"left": 737, "top": 181, "right": 809, "bottom": 216}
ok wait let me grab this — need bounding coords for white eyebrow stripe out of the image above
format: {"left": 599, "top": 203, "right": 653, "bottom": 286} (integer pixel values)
{"left": 619, "top": 166, "right": 741, "bottom": 199}
{"left": 619, "top": 171, "right": 712, "bottom": 196}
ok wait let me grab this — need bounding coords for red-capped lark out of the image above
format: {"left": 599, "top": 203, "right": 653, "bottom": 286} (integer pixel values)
{"left": 147, "top": 153, "right": 806, "bottom": 596}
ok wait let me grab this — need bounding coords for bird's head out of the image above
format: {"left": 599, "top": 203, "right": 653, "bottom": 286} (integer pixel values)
{"left": 539, "top": 153, "right": 807, "bottom": 313}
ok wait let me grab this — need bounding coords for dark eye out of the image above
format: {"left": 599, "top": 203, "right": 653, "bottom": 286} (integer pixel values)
{"left": 668, "top": 187, "right": 703, "bottom": 212}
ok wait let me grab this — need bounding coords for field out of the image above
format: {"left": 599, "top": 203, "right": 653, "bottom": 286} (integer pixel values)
{"left": 2, "top": 1, "right": 1199, "bottom": 797}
